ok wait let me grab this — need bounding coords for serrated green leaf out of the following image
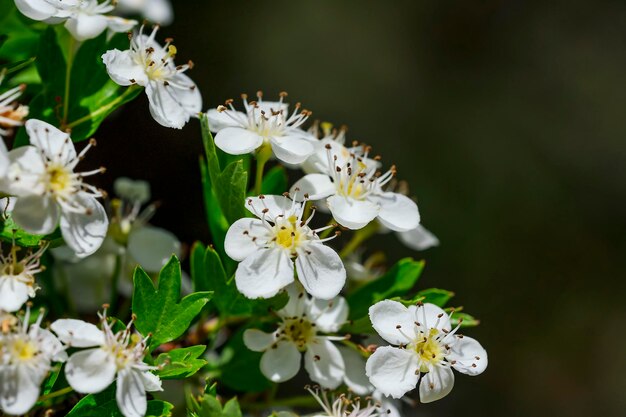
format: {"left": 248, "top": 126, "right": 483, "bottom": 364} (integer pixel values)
{"left": 67, "top": 384, "right": 173, "bottom": 417}
{"left": 132, "top": 256, "right": 212, "bottom": 348}
{"left": 188, "top": 393, "right": 222, "bottom": 417}
{"left": 347, "top": 258, "right": 425, "bottom": 320}
{"left": 155, "top": 345, "right": 207, "bottom": 380}
{"left": 260, "top": 165, "right": 288, "bottom": 195}
{"left": 199, "top": 158, "right": 230, "bottom": 262}
{"left": 0, "top": 214, "right": 63, "bottom": 247}
{"left": 222, "top": 398, "right": 243, "bottom": 417}
{"left": 215, "top": 160, "right": 248, "bottom": 224}
{"left": 447, "top": 310, "right": 480, "bottom": 328}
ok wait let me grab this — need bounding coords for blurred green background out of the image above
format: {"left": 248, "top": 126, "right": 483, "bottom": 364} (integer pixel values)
{"left": 94, "top": 1, "right": 626, "bottom": 416}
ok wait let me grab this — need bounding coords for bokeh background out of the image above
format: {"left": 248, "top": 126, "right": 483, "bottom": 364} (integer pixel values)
{"left": 94, "top": 1, "right": 626, "bottom": 416}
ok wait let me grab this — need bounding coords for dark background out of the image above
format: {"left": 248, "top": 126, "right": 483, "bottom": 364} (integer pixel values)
{"left": 94, "top": 1, "right": 626, "bottom": 416}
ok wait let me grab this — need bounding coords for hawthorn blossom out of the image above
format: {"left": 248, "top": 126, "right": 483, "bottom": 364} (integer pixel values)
{"left": 306, "top": 386, "right": 384, "bottom": 417}
{"left": 397, "top": 224, "right": 439, "bottom": 251}
{"left": 3, "top": 119, "right": 108, "bottom": 258}
{"left": 14, "top": 0, "right": 136, "bottom": 41}
{"left": 0, "top": 308, "right": 67, "bottom": 415}
{"left": 243, "top": 284, "right": 348, "bottom": 388}
{"left": 206, "top": 92, "right": 317, "bottom": 165}
{"left": 365, "top": 300, "right": 488, "bottom": 402}
{"left": 0, "top": 243, "right": 46, "bottom": 312}
{"left": 116, "top": 0, "right": 173, "bottom": 25}
{"left": 225, "top": 194, "right": 346, "bottom": 300}
{"left": 51, "top": 311, "right": 162, "bottom": 417}
{"left": 0, "top": 84, "right": 28, "bottom": 141}
{"left": 102, "top": 25, "right": 202, "bottom": 129}
{"left": 292, "top": 145, "right": 420, "bottom": 231}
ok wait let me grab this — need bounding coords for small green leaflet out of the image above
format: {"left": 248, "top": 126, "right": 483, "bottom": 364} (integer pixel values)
{"left": 0, "top": 214, "right": 62, "bottom": 247}
{"left": 155, "top": 345, "right": 207, "bottom": 380}
{"left": 66, "top": 385, "right": 173, "bottom": 417}
{"left": 188, "top": 391, "right": 243, "bottom": 417}
{"left": 132, "top": 255, "right": 212, "bottom": 349}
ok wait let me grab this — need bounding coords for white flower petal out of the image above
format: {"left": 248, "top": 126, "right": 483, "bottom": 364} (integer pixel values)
{"left": 105, "top": 16, "right": 137, "bottom": 33}
{"left": 116, "top": 368, "right": 148, "bottom": 417}
{"left": 127, "top": 226, "right": 180, "bottom": 272}
{"left": 290, "top": 173, "right": 335, "bottom": 201}
{"left": 14, "top": 0, "right": 60, "bottom": 21}
{"left": 369, "top": 300, "right": 416, "bottom": 346}
{"left": 50, "top": 319, "right": 105, "bottom": 347}
{"left": 279, "top": 282, "right": 307, "bottom": 318}
{"left": 224, "top": 218, "right": 267, "bottom": 262}
{"left": 309, "top": 296, "right": 349, "bottom": 333}
{"left": 60, "top": 194, "right": 108, "bottom": 258}
{"left": 448, "top": 336, "right": 488, "bottom": 376}
{"left": 243, "top": 329, "right": 276, "bottom": 352}
{"left": 0, "top": 277, "right": 31, "bottom": 312}
{"left": 270, "top": 135, "right": 315, "bottom": 165}
{"left": 25, "top": 119, "right": 76, "bottom": 163}
{"left": 260, "top": 340, "right": 301, "bottom": 382}
{"left": 397, "top": 225, "right": 439, "bottom": 251}
{"left": 66, "top": 348, "right": 117, "bottom": 393}
{"left": 295, "top": 243, "right": 346, "bottom": 300}
{"left": 244, "top": 195, "right": 295, "bottom": 220}
{"left": 144, "top": 0, "right": 174, "bottom": 24}
{"left": 327, "top": 195, "right": 380, "bottom": 230}
{"left": 0, "top": 140, "right": 8, "bottom": 177}
{"left": 145, "top": 81, "right": 189, "bottom": 129}
{"left": 214, "top": 127, "right": 263, "bottom": 155}
{"left": 12, "top": 195, "right": 59, "bottom": 235}
{"left": 338, "top": 346, "right": 373, "bottom": 395}
{"left": 102, "top": 49, "right": 149, "bottom": 87}
{"left": 4, "top": 146, "right": 46, "bottom": 196}
{"left": 365, "top": 346, "right": 418, "bottom": 399}
{"left": 140, "top": 371, "right": 162, "bottom": 392}
{"left": 168, "top": 73, "right": 202, "bottom": 114}
{"left": 415, "top": 303, "right": 451, "bottom": 333}
{"left": 369, "top": 192, "right": 420, "bottom": 232}
{"left": 235, "top": 248, "right": 294, "bottom": 299}
{"left": 205, "top": 108, "right": 243, "bottom": 132}
{"left": 65, "top": 13, "right": 109, "bottom": 41}
{"left": 419, "top": 366, "right": 454, "bottom": 403}
{"left": 34, "top": 327, "right": 68, "bottom": 362}
{"left": 0, "top": 364, "right": 44, "bottom": 415}
{"left": 304, "top": 338, "right": 345, "bottom": 389}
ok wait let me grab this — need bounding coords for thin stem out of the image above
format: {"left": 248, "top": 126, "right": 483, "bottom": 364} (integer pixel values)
{"left": 65, "top": 85, "right": 142, "bottom": 130}
{"left": 253, "top": 143, "right": 272, "bottom": 195}
{"left": 38, "top": 386, "right": 73, "bottom": 402}
{"left": 319, "top": 218, "right": 337, "bottom": 239}
{"left": 62, "top": 36, "right": 76, "bottom": 125}
{"left": 339, "top": 221, "right": 380, "bottom": 259}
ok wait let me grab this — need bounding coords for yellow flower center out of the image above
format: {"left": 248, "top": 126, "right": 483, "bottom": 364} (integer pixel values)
{"left": 274, "top": 215, "right": 302, "bottom": 249}
{"left": 47, "top": 164, "right": 71, "bottom": 193}
{"left": 414, "top": 328, "right": 445, "bottom": 372}
{"left": 12, "top": 338, "right": 38, "bottom": 361}
{"left": 282, "top": 318, "right": 315, "bottom": 351}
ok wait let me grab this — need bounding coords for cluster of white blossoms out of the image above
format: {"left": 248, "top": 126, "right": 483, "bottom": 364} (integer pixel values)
{"left": 0, "top": 119, "right": 108, "bottom": 258}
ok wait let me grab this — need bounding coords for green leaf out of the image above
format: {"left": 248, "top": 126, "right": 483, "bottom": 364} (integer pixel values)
{"left": 187, "top": 393, "right": 223, "bottom": 417}
{"left": 155, "top": 345, "right": 207, "bottom": 379}
{"left": 200, "top": 114, "right": 221, "bottom": 185}
{"left": 215, "top": 160, "right": 248, "bottom": 224}
{"left": 132, "top": 256, "right": 212, "bottom": 348}
{"left": 392, "top": 288, "right": 455, "bottom": 308}
{"left": 446, "top": 310, "right": 480, "bottom": 328}
{"left": 261, "top": 165, "right": 288, "bottom": 195}
{"left": 66, "top": 385, "right": 173, "bottom": 417}
{"left": 0, "top": 214, "right": 63, "bottom": 247}
{"left": 198, "top": 158, "right": 230, "bottom": 262}
{"left": 222, "top": 398, "right": 243, "bottom": 417}
{"left": 0, "top": 57, "right": 36, "bottom": 76}
{"left": 347, "top": 258, "right": 425, "bottom": 320}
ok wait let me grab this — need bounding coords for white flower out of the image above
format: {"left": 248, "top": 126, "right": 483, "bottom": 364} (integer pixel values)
{"left": 365, "top": 300, "right": 488, "bottom": 402}
{"left": 102, "top": 24, "right": 202, "bottom": 129}
{"left": 0, "top": 243, "right": 46, "bottom": 313}
{"left": 292, "top": 145, "right": 420, "bottom": 232}
{"left": 0, "top": 84, "right": 28, "bottom": 142}
{"left": 0, "top": 308, "right": 67, "bottom": 416}
{"left": 225, "top": 193, "right": 346, "bottom": 300}
{"left": 243, "top": 284, "right": 348, "bottom": 388}
{"left": 206, "top": 92, "right": 317, "bottom": 165}
{"left": 3, "top": 119, "right": 108, "bottom": 258}
{"left": 397, "top": 224, "right": 439, "bottom": 251}
{"left": 51, "top": 310, "right": 162, "bottom": 417}
{"left": 14, "top": 0, "right": 136, "bottom": 41}
{"left": 306, "top": 386, "right": 384, "bottom": 417}
{"left": 116, "top": 0, "right": 173, "bottom": 25}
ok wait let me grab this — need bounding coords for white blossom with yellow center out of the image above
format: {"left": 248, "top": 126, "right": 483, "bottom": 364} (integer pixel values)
{"left": 306, "top": 386, "right": 386, "bottom": 417}
{"left": 292, "top": 145, "right": 420, "bottom": 231}
{"left": 51, "top": 310, "right": 162, "bottom": 417}
{"left": 14, "top": 0, "right": 136, "bottom": 41}
{"left": 206, "top": 92, "right": 317, "bottom": 165}
{"left": 224, "top": 194, "right": 346, "bottom": 300}
{"left": 365, "top": 300, "right": 488, "bottom": 402}
{"left": 0, "top": 84, "right": 28, "bottom": 142}
{"left": 243, "top": 284, "right": 348, "bottom": 388}
{"left": 3, "top": 119, "right": 108, "bottom": 258}
{"left": 0, "top": 308, "right": 67, "bottom": 415}
{"left": 103, "top": 25, "right": 202, "bottom": 129}
{"left": 0, "top": 243, "right": 46, "bottom": 313}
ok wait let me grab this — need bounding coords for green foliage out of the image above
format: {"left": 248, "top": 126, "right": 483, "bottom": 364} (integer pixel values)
{"left": 261, "top": 165, "right": 288, "bottom": 195}
{"left": 392, "top": 288, "right": 455, "bottom": 308}
{"left": 347, "top": 258, "right": 425, "bottom": 320}
{"left": 156, "top": 345, "right": 208, "bottom": 380}
{"left": 132, "top": 256, "right": 212, "bottom": 349}
{"left": 66, "top": 385, "right": 173, "bottom": 417}
{"left": 447, "top": 310, "right": 480, "bottom": 328}
{"left": 0, "top": 214, "right": 62, "bottom": 247}
{"left": 188, "top": 389, "right": 243, "bottom": 417}
{"left": 191, "top": 242, "right": 288, "bottom": 317}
